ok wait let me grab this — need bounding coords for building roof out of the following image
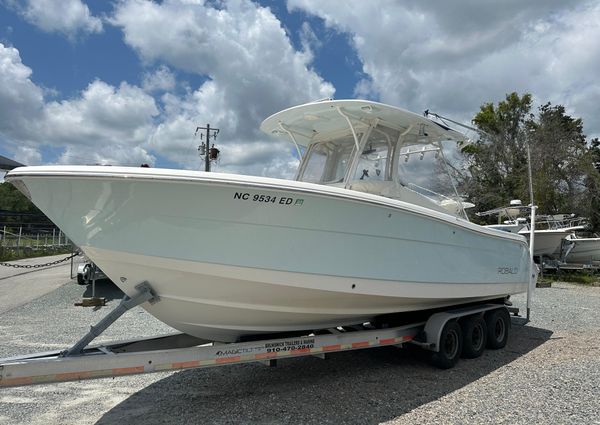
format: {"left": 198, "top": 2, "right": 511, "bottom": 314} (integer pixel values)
{"left": 0, "top": 155, "right": 24, "bottom": 171}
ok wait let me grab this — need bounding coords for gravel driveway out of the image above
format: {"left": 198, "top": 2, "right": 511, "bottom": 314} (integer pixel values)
{"left": 0, "top": 265, "right": 598, "bottom": 425}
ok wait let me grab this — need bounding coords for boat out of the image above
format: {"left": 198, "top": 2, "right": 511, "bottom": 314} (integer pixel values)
{"left": 564, "top": 234, "right": 600, "bottom": 264}
{"left": 480, "top": 203, "right": 584, "bottom": 259}
{"left": 518, "top": 215, "right": 585, "bottom": 259}
{"left": 5, "top": 99, "right": 532, "bottom": 342}
{"left": 485, "top": 219, "right": 527, "bottom": 234}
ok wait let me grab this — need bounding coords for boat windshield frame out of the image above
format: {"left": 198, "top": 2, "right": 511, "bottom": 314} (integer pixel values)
{"left": 290, "top": 108, "right": 469, "bottom": 219}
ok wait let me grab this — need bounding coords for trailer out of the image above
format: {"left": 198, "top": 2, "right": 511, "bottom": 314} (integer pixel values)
{"left": 0, "top": 282, "right": 517, "bottom": 388}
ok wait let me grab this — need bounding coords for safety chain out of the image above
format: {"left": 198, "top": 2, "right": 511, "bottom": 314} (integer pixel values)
{"left": 0, "top": 251, "right": 80, "bottom": 269}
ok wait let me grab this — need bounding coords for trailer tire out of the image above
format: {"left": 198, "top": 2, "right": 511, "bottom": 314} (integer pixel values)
{"left": 485, "top": 308, "right": 510, "bottom": 349}
{"left": 430, "top": 321, "right": 462, "bottom": 369}
{"left": 460, "top": 315, "right": 487, "bottom": 359}
{"left": 77, "top": 264, "right": 91, "bottom": 285}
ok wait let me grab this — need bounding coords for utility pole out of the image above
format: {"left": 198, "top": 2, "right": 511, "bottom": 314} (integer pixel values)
{"left": 195, "top": 124, "right": 220, "bottom": 172}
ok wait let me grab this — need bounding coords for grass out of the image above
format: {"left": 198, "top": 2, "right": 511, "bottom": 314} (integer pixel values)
{"left": 540, "top": 271, "right": 600, "bottom": 286}
{"left": 0, "top": 246, "right": 74, "bottom": 262}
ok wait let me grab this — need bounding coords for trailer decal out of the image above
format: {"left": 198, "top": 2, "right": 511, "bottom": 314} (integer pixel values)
{"left": 255, "top": 352, "right": 277, "bottom": 360}
{"left": 216, "top": 356, "right": 242, "bottom": 364}
{"left": 113, "top": 366, "right": 144, "bottom": 375}
{"left": 57, "top": 371, "right": 93, "bottom": 381}
{"left": 172, "top": 360, "right": 200, "bottom": 369}
{"left": 289, "top": 348, "right": 311, "bottom": 355}
{"left": 323, "top": 344, "right": 342, "bottom": 352}
{"left": 3, "top": 377, "right": 33, "bottom": 386}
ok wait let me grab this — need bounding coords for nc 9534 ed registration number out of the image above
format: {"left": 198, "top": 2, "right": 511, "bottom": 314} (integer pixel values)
{"left": 233, "top": 192, "right": 304, "bottom": 206}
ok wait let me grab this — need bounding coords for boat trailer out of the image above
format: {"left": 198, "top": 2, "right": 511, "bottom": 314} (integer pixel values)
{"left": 0, "top": 283, "right": 517, "bottom": 388}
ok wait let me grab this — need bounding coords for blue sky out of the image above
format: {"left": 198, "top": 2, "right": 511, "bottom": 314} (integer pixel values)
{"left": 1, "top": 0, "right": 600, "bottom": 177}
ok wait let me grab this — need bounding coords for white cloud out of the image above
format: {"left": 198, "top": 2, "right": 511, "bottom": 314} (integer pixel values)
{"left": 0, "top": 43, "right": 159, "bottom": 166}
{"left": 7, "top": 0, "right": 103, "bottom": 38}
{"left": 299, "top": 21, "right": 320, "bottom": 60}
{"left": 0, "top": 44, "right": 45, "bottom": 143}
{"left": 57, "top": 145, "right": 154, "bottom": 166}
{"left": 44, "top": 80, "right": 159, "bottom": 165}
{"left": 111, "top": 0, "right": 334, "bottom": 176}
{"left": 1, "top": 1, "right": 334, "bottom": 176}
{"left": 142, "top": 65, "right": 176, "bottom": 93}
{"left": 13, "top": 146, "right": 42, "bottom": 166}
{"left": 44, "top": 80, "right": 158, "bottom": 146}
{"left": 288, "top": 0, "right": 600, "bottom": 138}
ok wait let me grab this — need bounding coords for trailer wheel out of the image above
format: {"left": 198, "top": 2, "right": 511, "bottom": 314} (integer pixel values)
{"left": 77, "top": 264, "right": 91, "bottom": 285}
{"left": 460, "top": 315, "right": 487, "bottom": 358}
{"left": 485, "top": 308, "right": 510, "bottom": 349}
{"left": 430, "top": 321, "right": 462, "bottom": 369}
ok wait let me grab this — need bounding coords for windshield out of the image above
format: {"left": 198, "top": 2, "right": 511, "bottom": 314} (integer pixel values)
{"left": 295, "top": 123, "right": 467, "bottom": 218}
{"left": 353, "top": 141, "right": 391, "bottom": 181}
{"left": 396, "top": 141, "right": 466, "bottom": 216}
{"left": 397, "top": 143, "right": 449, "bottom": 199}
{"left": 297, "top": 134, "right": 359, "bottom": 184}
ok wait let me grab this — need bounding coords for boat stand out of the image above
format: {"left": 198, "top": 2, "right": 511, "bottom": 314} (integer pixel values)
{"left": 64, "top": 282, "right": 159, "bottom": 356}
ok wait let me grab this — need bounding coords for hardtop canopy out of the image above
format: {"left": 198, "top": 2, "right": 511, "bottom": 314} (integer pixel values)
{"left": 260, "top": 99, "right": 466, "bottom": 146}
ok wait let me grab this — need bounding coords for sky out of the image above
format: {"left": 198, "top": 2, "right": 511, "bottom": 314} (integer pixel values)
{"left": 1, "top": 0, "right": 599, "bottom": 179}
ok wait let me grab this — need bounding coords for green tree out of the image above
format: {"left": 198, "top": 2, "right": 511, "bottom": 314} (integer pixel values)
{"left": 462, "top": 92, "right": 600, "bottom": 229}
{"left": 527, "top": 103, "right": 589, "bottom": 215}
{"left": 0, "top": 182, "right": 43, "bottom": 230}
{"left": 0, "top": 182, "right": 40, "bottom": 213}
{"left": 461, "top": 92, "right": 532, "bottom": 215}
{"left": 584, "top": 138, "right": 600, "bottom": 230}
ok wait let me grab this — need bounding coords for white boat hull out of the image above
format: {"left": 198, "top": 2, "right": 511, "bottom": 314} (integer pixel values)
{"left": 8, "top": 166, "right": 531, "bottom": 342}
{"left": 85, "top": 248, "right": 527, "bottom": 341}
{"left": 520, "top": 229, "right": 575, "bottom": 258}
{"left": 565, "top": 237, "right": 600, "bottom": 263}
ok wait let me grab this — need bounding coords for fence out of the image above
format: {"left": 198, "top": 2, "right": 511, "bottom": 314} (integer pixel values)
{"left": 0, "top": 225, "right": 73, "bottom": 256}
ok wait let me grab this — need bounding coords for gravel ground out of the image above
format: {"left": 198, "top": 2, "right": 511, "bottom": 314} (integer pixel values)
{"left": 0, "top": 263, "right": 599, "bottom": 425}
{"left": 0, "top": 254, "right": 80, "bottom": 314}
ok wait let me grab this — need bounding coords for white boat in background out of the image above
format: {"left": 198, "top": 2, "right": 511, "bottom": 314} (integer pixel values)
{"left": 519, "top": 215, "right": 585, "bottom": 258}
{"left": 518, "top": 227, "right": 580, "bottom": 258}
{"left": 480, "top": 204, "right": 584, "bottom": 259}
{"left": 6, "top": 99, "right": 531, "bottom": 342}
{"left": 564, "top": 234, "right": 600, "bottom": 264}
{"left": 485, "top": 218, "right": 527, "bottom": 235}
{"left": 480, "top": 200, "right": 528, "bottom": 235}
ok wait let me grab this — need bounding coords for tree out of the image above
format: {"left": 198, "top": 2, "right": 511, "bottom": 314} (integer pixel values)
{"left": 462, "top": 92, "right": 600, "bottom": 229}
{"left": 0, "top": 182, "right": 40, "bottom": 213}
{"left": 527, "top": 103, "right": 589, "bottom": 215}
{"left": 461, "top": 93, "right": 532, "bottom": 215}
{"left": 584, "top": 138, "right": 600, "bottom": 230}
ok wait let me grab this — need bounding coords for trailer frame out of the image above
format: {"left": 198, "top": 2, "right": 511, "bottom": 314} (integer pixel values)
{"left": 0, "top": 283, "right": 517, "bottom": 388}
